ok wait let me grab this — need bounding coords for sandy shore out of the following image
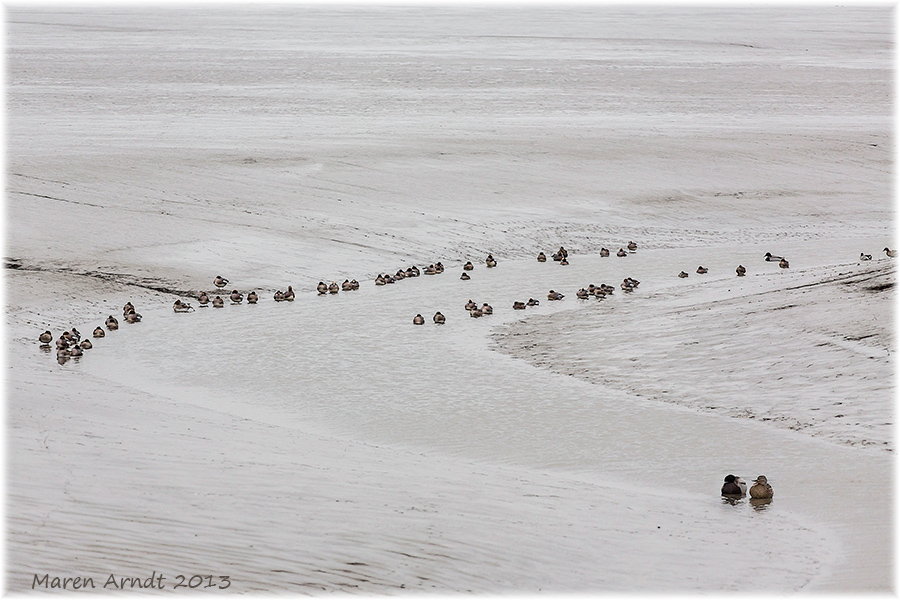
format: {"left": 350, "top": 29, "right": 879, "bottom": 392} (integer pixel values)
{"left": 6, "top": 5, "right": 893, "bottom": 593}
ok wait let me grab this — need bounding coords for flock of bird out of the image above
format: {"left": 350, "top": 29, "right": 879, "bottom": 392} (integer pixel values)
{"left": 37, "top": 243, "right": 896, "bottom": 357}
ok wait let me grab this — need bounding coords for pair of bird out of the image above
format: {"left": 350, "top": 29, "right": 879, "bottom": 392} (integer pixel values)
{"left": 721, "top": 474, "right": 773, "bottom": 499}
{"left": 413, "top": 312, "right": 445, "bottom": 325}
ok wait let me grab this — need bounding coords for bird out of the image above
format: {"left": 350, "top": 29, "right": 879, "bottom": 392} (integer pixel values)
{"left": 230, "top": 290, "right": 243, "bottom": 304}
{"left": 422, "top": 266, "right": 436, "bottom": 276}
{"left": 274, "top": 291, "right": 285, "bottom": 302}
{"left": 247, "top": 291, "right": 259, "bottom": 304}
{"left": 749, "top": 475, "right": 774, "bottom": 499}
{"left": 526, "top": 298, "right": 540, "bottom": 306}
{"left": 105, "top": 316, "right": 119, "bottom": 330}
{"left": 375, "top": 274, "right": 386, "bottom": 285}
{"left": 547, "top": 290, "right": 564, "bottom": 301}
{"left": 627, "top": 241, "right": 637, "bottom": 252}
{"left": 576, "top": 289, "right": 590, "bottom": 299}
{"left": 198, "top": 292, "right": 210, "bottom": 307}
{"left": 736, "top": 265, "right": 746, "bottom": 277}
{"left": 433, "top": 312, "right": 446, "bottom": 324}
{"left": 463, "top": 261, "right": 474, "bottom": 271}
{"left": 884, "top": 247, "right": 897, "bottom": 258}
{"left": 469, "top": 307, "right": 483, "bottom": 318}
{"left": 460, "top": 272, "right": 471, "bottom": 280}
{"left": 329, "top": 282, "right": 339, "bottom": 294}
{"left": 435, "top": 262, "right": 445, "bottom": 273}
{"left": 721, "top": 474, "right": 747, "bottom": 496}
{"left": 465, "top": 300, "right": 478, "bottom": 311}
{"left": 486, "top": 254, "right": 497, "bottom": 268}
{"left": 560, "top": 257, "right": 569, "bottom": 265}
{"left": 123, "top": 302, "right": 135, "bottom": 316}
{"left": 557, "top": 246, "right": 568, "bottom": 258}
{"left": 764, "top": 252, "right": 784, "bottom": 262}
{"left": 350, "top": 279, "right": 360, "bottom": 290}
{"left": 79, "top": 339, "right": 93, "bottom": 350}
{"left": 678, "top": 271, "right": 689, "bottom": 278}
{"left": 38, "top": 331, "right": 52, "bottom": 345}
{"left": 696, "top": 266, "right": 708, "bottom": 274}
{"left": 779, "top": 258, "right": 790, "bottom": 269}
{"left": 481, "top": 303, "right": 493, "bottom": 315}
{"left": 69, "top": 345, "right": 83, "bottom": 358}
{"left": 317, "top": 281, "right": 329, "bottom": 294}
{"left": 860, "top": 253, "right": 873, "bottom": 261}
{"left": 617, "top": 248, "right": 627, "bottom": 257}
{"left": 513, "top": 301, "right": 526, "bottom": 310}
{"left": 212, "top": 296, "right": 225, "bottom": 308}
{"left": 413, "top": 314, "right": 425, "bottom": 325}
{"left": 537, "top": 252, "right": 547, "bottom": 262}
{"left": 342, "top": 280, "right": 353, "bottom": 291}
{"left": 93, "top": 327, "right": 105, "bottom": 338}
{"left": 173, "top": 299, "right": 194, "bottom": 312}
{"left": 213, "top": 275, "right": 229, "bottom": 288}
{"left": 124, "top": 312, "right": 142, "bottom": 323}
{"left": 283, "top": 286, "right": 295, "bottom": 301}
{"left": 600, "top": 248, "right": 610, "bottom": 257}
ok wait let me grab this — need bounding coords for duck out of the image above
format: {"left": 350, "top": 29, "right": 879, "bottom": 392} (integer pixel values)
{"left": 212, "top": 296, "right": 225, "bottom": 308}
{"left": 600, "top": 248, "right": 610, "bottom": 257}
{"left": 460, "top": 272, "right": 471, "bottom": 280}
{"left": 124, "top": 312, "right": 142, "bottom": 323}
{"left": 537, "top": 252, "right": 547, "bottom": 262}
{"left": 547, "top": 290, "right": 564, "bottom": 301}
{"left": 350, "top": 279, "right": 360, "bottom": 290}
{"left": 375, "top": 274, "right": 386, "bottom": 285}
{"left": 617, "top": 248, "right": 627, "bottom": 257}
{"left": 214, "top": 275, "right": 229, "bottom": 288}
{"left": 884, "top": 247, "right": 897, "bottom": 258}
{"left": 198, "top": 292, "right": 210, "bottom": 306}
{"left": 105, "top": 316, "right": 119, "bottom": 330}
{"left": 749, "top": 475, "right": 774, "bottom": 499}
{"left": 342, "top": 280, "right": 353, "bottom": 291}
{"left": 463, "top": 261, "right": 474, "bottom": 271}
{"left": 779, "top": 258, "right": 790, "bottom": 269}
{"left": 469, "top": 307, "right": 483, "bottom": 318}
{"left": 560, "top": 257, "right": 569, "bottom": 266}
{"left": 625, "top": 278, "right": 640, "bottom": 288}
{"left": 394, "top": 270, "right": 406, "bottom": 280}
{"left": 273, "top": 290, "right": 285, "bottom": 302}
{"left": 317, "top": 281, "right": 329, "bottom": 294}
{"left": 413, "top": 314, "right": 425, "bottom": 325}
{"left": 481, "top": 303, "right": 493, "bottom": 315}
{"left": 409, "top": 266, "right": 420, "bottom": 277}
{"left": 465, "top": 300, "right": 478, "bottom": 311}
{"left": 764, "top": 252, "right": 784, "bottom": 262}
{"left": 527, "top": 298, "right": 540, "bottom": 306}
{"left": 423, "top": 266, "right": 436, "bottom": 276}
{"left": 230, "top": 290, "right": 243, "bottom": 304}
{"left": 384, "top": 274, "right": 395, "bottom": 284}
{"left": 68, "top": 345, "right": 83, "bottom": 358}
{"left": 736, "top": 265, "right": 746, "bottom": 277}
{"left": 557, "top": 246, "right": 568, "bottom": 258}
{"left": 93, "top": 327, "right": 105, "bottom": 338}
{"left": 123, "top": 302, "right": 135, "bottom": 316}
{"left": 621, "top": 280, "right": 634, "bottom": 292}
{"left": 56, "top": 347, "right": 70, "bottom": 359}
{"left": 56, "top": 337, "right": 69, "bottom": 350}
{"left": 486, "top": 254, "right": 497, "bottom": 268}
{"left": 173, "top": 299, "right": 194, "bottom": 312}
{"left": 678, "top": 271, "right": 689, "bottom": 278}
{"left": 79, "top": 339, "right": 93, "bottom": 350}
{"left": 576, "top": 288, "right": 590, "bottom": 299}
{"left": 433, "top": 311, "right": 446, "bottom": 324}
{"left": 283, "top": 286, "right": 295, "bottom": 301}
{"left": 435, "top": 262, "right": 445, "bottom": 273}
{"left": 860, "top": 253, "right": 872, "bottom": 261}
{"left": 696, "top": 266, "right": 708, "bottom": 274}
{"left": 71, "top": 328, "right": 81, "bottom": 343}
{"left": 247, "top": 291, "right": 259, "bottom": 304}
{"left": 627, "top": 241, "right": 637, "bottom": 252}
{"left": 39, "top": 331, "right": 53, "bottom": 345}
{"left": 513, "top": 301, "right": 527, "bottom": 310}
{"left": 721, "top": 474, "right": 747, "bottom": 496}
{"left": 551, "top": 252, "right": 562, "bottom": 262}
{"left": 329, "top": 282, "right": 339, "bottom": 294}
